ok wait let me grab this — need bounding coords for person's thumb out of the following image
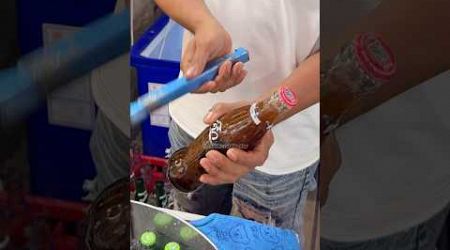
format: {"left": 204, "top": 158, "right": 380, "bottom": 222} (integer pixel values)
{"left": 185, "top": 43, "right": 209, "bottom": 79}
{"left": 203, "top": 101, "right": 249, "bottom": 124}
{"left": 203, "top": 103, "right": 232, "bottom": 124}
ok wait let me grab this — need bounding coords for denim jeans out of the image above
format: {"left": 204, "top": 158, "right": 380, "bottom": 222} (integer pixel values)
{"left": 321, "top": 203, "right": 450, "bottom": 250}
{"left": 87, "top": 111, "right": 129, "bottom": 200}
{"left": 168, "top": 120, "right": 318, "bottom": 243}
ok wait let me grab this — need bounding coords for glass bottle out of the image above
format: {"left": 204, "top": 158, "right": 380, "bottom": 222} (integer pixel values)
{"left": 321, "top": 33, "right": 396, "bottom": 136}
{"left": 168, "top": 87, "right": 297, "bottom": 192}
{"left": 155, "top": 181, "right": 167, "bottom": 208}
{"left": 135, "top": 177, "right": 148, "bottom": 203}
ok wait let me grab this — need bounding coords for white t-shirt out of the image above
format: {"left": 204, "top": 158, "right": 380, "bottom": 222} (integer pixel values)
{"left": 321, "top": 0, "right": 450, "bottom": 242}
{"left": 91, "top": 54, "right": 130, "bottom": 136}
{"left": 91, "top": 0, "right": 131, "bottom": 136}
{"left": 169, "top": 0, "right": 320, "bottom": 175}
{"left": 91, "top": 0, "right": 158, "bottom": 137}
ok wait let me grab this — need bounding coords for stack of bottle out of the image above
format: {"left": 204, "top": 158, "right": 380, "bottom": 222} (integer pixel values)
{"left": 131, "top": 164, "right": 169, "bottom": 208}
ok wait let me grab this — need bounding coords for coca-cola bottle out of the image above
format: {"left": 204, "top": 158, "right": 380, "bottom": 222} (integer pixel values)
{"left": 168, "top": 87, "right": 297, "bottom": 192}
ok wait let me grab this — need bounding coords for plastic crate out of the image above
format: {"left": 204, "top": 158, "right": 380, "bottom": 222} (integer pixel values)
{"left": 130, "top": 14, "right": 184, "bottom": 157}
{"left": 131, "top": 154, "right": 167, "bottom": 194}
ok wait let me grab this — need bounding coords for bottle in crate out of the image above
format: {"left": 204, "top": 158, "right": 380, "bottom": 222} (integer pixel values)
{"left": 135, "top": 177, "right": 148, "bottom": 203}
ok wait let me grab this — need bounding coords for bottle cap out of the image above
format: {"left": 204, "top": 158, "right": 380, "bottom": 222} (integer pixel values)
{"left": 164, "top": 241, "right": 181, "bottom": 250}
{"left": 279, "top": 87, "right": 297, "bottom": 108}
{"left": 354, "top": 33, "right": 396, "bottom": 81}
{"left": 140, "top": 231, "right": 156, "bottom": 247}
{"left": 180, "top": 226, "right": 198, "bottom": 241}
{"left": 153, "top": 212, "right": 173, "bottom": 227}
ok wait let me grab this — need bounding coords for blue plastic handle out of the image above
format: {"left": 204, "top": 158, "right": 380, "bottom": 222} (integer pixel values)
{"left": 130, "top": 47, "right": 250, "bottom": 125}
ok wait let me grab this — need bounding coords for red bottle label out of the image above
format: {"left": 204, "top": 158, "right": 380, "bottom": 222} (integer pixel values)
{"left": 279, "top": 87, "right": 297, "bottom": 108}
{"left": 354, "top": 33, "right": 396, "bottom": 81}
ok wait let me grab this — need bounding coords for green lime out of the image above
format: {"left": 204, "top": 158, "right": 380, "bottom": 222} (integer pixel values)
{"left": 153, "top": 212, "right": 173, "bottom": 227}
{"left": 164, "top": 242, "right": 181, "bottom": 250}
{"left": 139, "top": 231, "right": 156, "bottom": 247}
{"left": 179, "top": 226, "right": 198, "bottom": 241}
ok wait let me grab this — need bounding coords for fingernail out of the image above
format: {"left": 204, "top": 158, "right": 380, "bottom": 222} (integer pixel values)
{"left": 207, "top": 151, "right": 218, "bottom": 163}
{"left": 200, "top": 158, "right": 208, "bottom": 169}
{"left": 199, "top": 175, "right": 207, "bottom": 183}
{"left": 204, "top": 111, "right": 213, "bottom": 122}
{"left": 186, "top": 67, "right": 195, "bottom": 77}
{"left": 227, "top": 149, "right": 237, "bottom": 161}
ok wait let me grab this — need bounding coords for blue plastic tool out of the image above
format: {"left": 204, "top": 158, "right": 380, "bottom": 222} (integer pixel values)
{"left": 0, "top": 10, "right": 130, "bottom": 128}
{"left": 130, "top": 47, "right": 250, "bottom": 125}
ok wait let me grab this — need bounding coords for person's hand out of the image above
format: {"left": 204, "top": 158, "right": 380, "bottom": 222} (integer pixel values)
{"left": 202, "top": 101, "right": 249, "bottom": 124}
{"left": 199, "top": 131, "right": 274, "bottom": 185}
{"left": 131, "top": 0, "right": 159, "bottom": 38}
{"left": 199, "top": 102, "right": 275, "bottom": 185}
{"left": 182, "top": 20, "right": 247, "bottom": 93}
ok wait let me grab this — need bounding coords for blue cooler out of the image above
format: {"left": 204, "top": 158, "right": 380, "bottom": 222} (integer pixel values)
{"left": 130, "top": 15, "right": 184, "bottom": 157}
{"left": 17, "top": 0, "right": 116, "bottom": 201}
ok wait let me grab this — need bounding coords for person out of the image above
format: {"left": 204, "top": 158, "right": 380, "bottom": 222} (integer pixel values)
{"left": 85, "top": 0, "right": 159, "bottom": 199}
{"left": 320, "top": 0, "right": 450, "bottom": 249}
{"left": 154, "top": 0, "right": 320, "bottom": 242}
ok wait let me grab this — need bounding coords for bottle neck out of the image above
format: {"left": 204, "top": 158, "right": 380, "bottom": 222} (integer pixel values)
{"left": 249, "top": 87, "right": 297, "bottom": 128}
{"left": 136, "top": 178, "right": 146, "bottom": 192}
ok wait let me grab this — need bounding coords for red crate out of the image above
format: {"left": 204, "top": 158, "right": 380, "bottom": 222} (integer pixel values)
{"left": 131, "top": 154, "right": 167, "bottom": 193}
{"left": 0, "top": 191, "right": 86, "bottom": 249}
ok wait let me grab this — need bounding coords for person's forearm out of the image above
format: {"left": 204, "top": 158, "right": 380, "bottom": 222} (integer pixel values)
{"left": 154, "top": 0, "right": 216, "bottom": 33}
{"left": 321, "top": 0, "right": 450, "bottom": 134}
{"left": 260, "top": 53, "right": 320, "bottom": 125}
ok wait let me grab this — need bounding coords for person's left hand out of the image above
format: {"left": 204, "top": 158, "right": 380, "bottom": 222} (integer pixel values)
{"left": 199, "top": 102, "right": 275, "bottom": 185}
{"left": 180, "top": 20, "right": 247, "bottom": 94}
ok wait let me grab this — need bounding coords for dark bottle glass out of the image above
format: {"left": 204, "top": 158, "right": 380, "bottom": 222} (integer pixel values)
{"left": 155, "top": 181, "right": 167, "bottom": 207}
{"left": 168, "top": 87, "right": 297, "bottom": 192}
{"left": 135, "top": 177, "right": 148, "bottom": 203}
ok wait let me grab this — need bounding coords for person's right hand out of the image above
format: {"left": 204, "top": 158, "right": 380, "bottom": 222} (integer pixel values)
{"left": 182, "top": 20, "right": 247, "bottom": 93}
{"left": 199, "top": 101, "right": 274, "bottom": 185}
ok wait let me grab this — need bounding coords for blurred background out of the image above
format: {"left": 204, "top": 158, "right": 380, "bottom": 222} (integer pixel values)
{"left": 320, "top": 1, "right": 449, "bottom": 250}
{"left": 0, "top": 0, "right": 133, "bottom": 249}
